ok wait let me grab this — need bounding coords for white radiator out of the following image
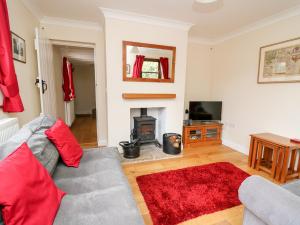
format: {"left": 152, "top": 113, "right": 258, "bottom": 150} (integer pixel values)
{"left": 0, "top": 118, "right": 19, "bottom": 144}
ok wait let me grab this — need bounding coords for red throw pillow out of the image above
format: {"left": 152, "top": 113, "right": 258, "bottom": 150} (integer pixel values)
{"left": 45, "top": 119, "right": 83, "bottom": 167}
{"left": 0, "top": 143, "right": 65, "bottom": 225}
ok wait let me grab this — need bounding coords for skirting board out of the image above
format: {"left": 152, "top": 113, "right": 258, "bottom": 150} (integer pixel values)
{"left": 98, "top": 139, "right": 107, "bottom": 146}
{"left": 222, "top": 139, "right": 248, "bottom": 155}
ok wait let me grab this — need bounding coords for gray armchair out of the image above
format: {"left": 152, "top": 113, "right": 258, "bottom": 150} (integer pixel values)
{"left": 238, "top": 175, "right": 300, "bottom": 225}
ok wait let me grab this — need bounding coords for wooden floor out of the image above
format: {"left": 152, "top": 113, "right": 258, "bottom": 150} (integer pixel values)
{"left": 122, "top": 145, "right": 274, "bottom": 225}
{"left": 71, "top": 116, "right": 98, "bottom": 148}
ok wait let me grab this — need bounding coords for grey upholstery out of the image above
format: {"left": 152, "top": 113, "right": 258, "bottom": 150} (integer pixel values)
{"left": 0, "top": 115, "right": 59, "bottom": 175}
{"left": 239, "top": 175, "right": 300, "bottom": 225}
{"left": 0, "top": 117, "right": 143, "bottom": 225}
{"left": 53, "top": 147, "right": 144, "bottom": 225}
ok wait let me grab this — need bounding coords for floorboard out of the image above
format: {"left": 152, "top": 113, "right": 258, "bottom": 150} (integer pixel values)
{"left": 71, "top": 116, "right": 97, "bottom": 148}
{"left": 122, "top": 145, "right": 275, "bottom": 225}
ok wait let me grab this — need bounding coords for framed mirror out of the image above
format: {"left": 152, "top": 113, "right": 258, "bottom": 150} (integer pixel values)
{"left": 123, "top": 41, "right": 176, "bottom": 83}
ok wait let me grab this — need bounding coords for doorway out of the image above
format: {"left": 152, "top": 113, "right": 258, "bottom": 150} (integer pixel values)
{"left": 52, "top": 44, "right": 98, "bottom": 148}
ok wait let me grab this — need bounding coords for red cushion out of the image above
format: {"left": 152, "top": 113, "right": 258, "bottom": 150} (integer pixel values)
{"left": 45, "top": 119, "right": 83, "bottom": 167}
{"left": 0, "top": 143, "right": 65, "bottom": 225}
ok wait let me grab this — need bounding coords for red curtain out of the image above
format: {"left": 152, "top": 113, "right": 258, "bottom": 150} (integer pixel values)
{"left": 0, "top": 0, "right": 24, "bottom": 112}
{"left": 160, "top": 57, "right": 169, "bottom": 79}
{"left": 62, "top": 57, "right": 75, "bottom": 101}
{"left": 132, "top": 55, "right": 145, "bottom": 78}
{"left": 68, "top": 62, "right": 75, "bottom": 100}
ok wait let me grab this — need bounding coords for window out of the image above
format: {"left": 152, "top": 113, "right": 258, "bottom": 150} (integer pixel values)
{"left": 141, "top": 58, "right": 161, "bottom": 79}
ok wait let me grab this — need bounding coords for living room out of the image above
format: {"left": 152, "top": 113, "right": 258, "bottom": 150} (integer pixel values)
{"left": 0, "top": 0, "right": 300, "bottom": 225}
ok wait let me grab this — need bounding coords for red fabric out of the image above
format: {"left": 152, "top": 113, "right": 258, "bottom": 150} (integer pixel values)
{"left": 132, "top": 55, "right": 145, "bottom": 78}
{"left": 0, "top": 0, "right": 24, "bottom": 112}
{"left": 45, "top": 119, "right": 83, "bottom": 167}
{"left": 68, "top": 63, "right": 75, "bottom": 100}
{"left": 0, "top": 143, "right": 65, "bottom": 225}
{"left": 136, "top": 162, "right": 249, "bottom": 225}
{"left": 62, "top": 57, "right": 75, "bottom": 101}
{"left": 160, "top": 57, "right": 169, "bottom": 79}
{"left": 62, "top": 57, "right": 71, "bottom": 101}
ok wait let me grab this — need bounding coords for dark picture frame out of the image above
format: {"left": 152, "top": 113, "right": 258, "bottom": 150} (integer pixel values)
{"left": 11, "top": 32, "right": 26, "bottom": 63}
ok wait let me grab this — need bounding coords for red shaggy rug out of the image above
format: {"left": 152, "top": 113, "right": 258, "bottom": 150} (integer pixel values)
{"left": 136, "top": 162, "right": 249, "bottom": 225}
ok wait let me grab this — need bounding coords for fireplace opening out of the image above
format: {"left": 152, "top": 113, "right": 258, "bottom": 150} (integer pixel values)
{"left": 132, "top": 108, "right": 161, "bottom": 147}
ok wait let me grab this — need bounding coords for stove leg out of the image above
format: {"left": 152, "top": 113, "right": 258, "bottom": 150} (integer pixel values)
{"left": 155, "top": 140, "right": 162, "bottom": 148}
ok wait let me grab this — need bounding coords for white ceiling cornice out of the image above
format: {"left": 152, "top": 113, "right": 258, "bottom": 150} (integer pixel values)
{"left": 20, "top": 0, "right": 43, "bottom": 20}
{"left": 99, "top": 7, "right": 194, "bottom": 31}
{"left": 189, "top": 4, "right": 300, "bottom": 45}
{"left": 40, "top": 17, "right": 103, "bottom": 31}
{"left": 214, "top": 4, "right": 300, "bottom": 44}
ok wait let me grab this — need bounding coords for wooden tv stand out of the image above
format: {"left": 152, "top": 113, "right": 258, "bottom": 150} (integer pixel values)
{"left": 183, "top": 122, "right": 223, "bottom": 148}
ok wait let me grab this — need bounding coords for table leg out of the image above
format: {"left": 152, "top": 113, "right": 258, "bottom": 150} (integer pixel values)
{"left": 280, "top": 147, "right": 291, "bottom": 183}
{"left": 251, "top": 139, "right": 258, "bottom": 168}
{"left": 289, "top": 150, "right": 297, "bottom": 172}
{"left": 297, "top": 151, "right": 300, "bottom": 178}
{"left": 248, "top": 137, "right": 254, "bottom": 167}
{"left": 275, "top": 148, "right": 284, "bottom": 182}
{"left": 271, "top": 147, "right": 278, "bottom": 178}
{"left": 256, "top": 142, "right": 263, "bottom": 171}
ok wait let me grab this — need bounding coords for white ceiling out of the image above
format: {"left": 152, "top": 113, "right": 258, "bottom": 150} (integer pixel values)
{"left": 53, "top": 45, "right": 94, "bottom": 65}
{"left": 23, "top": 0, "right": 300, "bottom": 40}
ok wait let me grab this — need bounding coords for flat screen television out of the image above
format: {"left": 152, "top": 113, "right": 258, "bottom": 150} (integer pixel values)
{"left": 189, "top": 101, "right": 222, "bottom": 121}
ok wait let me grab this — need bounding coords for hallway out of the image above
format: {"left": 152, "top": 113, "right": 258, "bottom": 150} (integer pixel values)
{"left": 71, "top": 116, "right": 98, "bottom": 149}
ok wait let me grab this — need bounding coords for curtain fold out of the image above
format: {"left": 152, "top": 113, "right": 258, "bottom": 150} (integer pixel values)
{"left": 160, "top": 57, "right": 169, "bottom": 79}
{"left": 62, "top": 57, "right": 71, "bottom": 101}
{"left": 62, "top": 57, "right": 75, "bottom": 101}
{"left": 68, "top": 62, "right": 75, "bottom": 100}
{"left": 132, "top": 55, "right": 145, "bottom": 78}
{"left": 0, "top": 0, "right": 24, "bottom": 112}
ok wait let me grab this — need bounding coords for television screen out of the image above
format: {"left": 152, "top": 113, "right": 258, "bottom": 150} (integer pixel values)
{"left": 189, "top": 101, "right": 222, "bottom": 121}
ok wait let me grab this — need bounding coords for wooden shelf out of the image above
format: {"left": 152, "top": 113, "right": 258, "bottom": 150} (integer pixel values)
{"left": 122, "top": 93, "right": 176, "bottom": 100}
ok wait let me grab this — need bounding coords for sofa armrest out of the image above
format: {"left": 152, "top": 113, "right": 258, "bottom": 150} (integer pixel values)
{"left": 239, "top": 175, "right": 300, "bottom": 225}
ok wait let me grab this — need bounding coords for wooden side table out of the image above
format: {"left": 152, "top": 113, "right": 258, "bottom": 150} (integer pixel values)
{"left": 249, "top": 133, "right": 300, "bottom": 183}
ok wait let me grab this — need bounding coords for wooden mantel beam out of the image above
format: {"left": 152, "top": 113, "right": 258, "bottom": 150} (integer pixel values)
{"left": 122, "top": 93, "right": 176, "bottom": 100}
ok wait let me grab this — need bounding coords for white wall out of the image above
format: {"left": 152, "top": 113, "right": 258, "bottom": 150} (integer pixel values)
{"left": 40, "top": 22, "right": 107, "bottom": 145}
{"left": 73, "top": 64, "right": 96, "bottom": 115}
{"left": 104, "top": 18, "right": 189, "bottom": 146}
{"left": 2, "top": 0, "right": 41, "bottom": 126}
{"left": 210, "top": 14, "right": 300, "bottom": 154}
{"left": 52, "top": 46, "right": 65, "bottom": 120}
{"left": 184, "top": 42, "right": 213, "bottom": 113}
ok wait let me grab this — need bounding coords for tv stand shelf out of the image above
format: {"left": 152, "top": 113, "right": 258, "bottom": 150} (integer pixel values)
{"left": 183, "top": 122, "right": 223, "bottom": 148}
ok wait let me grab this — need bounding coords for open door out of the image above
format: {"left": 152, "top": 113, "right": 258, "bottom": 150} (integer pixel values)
{"left": 34, "top": 27, "right": 57, "bottom": 117}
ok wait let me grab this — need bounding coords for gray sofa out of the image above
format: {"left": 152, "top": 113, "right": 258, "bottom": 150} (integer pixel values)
{"left": 0, "top": 116, "right": 144, "bottom": 225}
{"left": 239, "top": 175, "right": 300, "bottom": 225}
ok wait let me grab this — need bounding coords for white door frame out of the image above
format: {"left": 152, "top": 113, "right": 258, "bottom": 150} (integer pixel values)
{"left": 35, "top": 28, "right": 57, "bottom": 117}
{"left": 49, "top": 39, "right": 100, "bottom": 146}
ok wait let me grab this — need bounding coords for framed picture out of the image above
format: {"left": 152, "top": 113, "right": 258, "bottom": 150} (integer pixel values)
{"left": 126, "top": 64, "right": 130, "bottom": 74}
{"left": 258, "top": 37, "right": 300, "bottom": 83}
{"left": 11, "top": 32, "right": 26, "bottom": 63}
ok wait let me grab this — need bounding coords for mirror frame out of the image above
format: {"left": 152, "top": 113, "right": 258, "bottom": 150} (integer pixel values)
{"left": 122, "top": 41, "right": 176, "bottom": 83}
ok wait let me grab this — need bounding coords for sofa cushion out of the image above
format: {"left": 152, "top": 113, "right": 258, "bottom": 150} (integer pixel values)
{"left": 45, "top": 119, "right": 83, "bottom": 167}
{"left": 53, "top": 147, "right": 121, "bottom": 180}
{"left": 0, "top": 143, "right": 65, "bottom": 225}
{"left": 55, "top": 165, "right": 126, "bottom": 194}
{"left": 283, "top": 180, "right": 300, "bottom": 197}
{"left": 0, "top": 116, "right": 59, "bottom": 175}
{"left": 54, "top": 186, "right": 144, "bottom": 225}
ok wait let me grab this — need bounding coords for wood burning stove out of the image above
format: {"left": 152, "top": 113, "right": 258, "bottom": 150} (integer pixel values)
{"left": 132, "top": 108, "right": 161, "bottom": 147}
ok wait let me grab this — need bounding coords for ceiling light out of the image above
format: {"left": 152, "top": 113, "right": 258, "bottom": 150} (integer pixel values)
{"left": 195, "top": 0, "right": 218, "bottom": 3}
